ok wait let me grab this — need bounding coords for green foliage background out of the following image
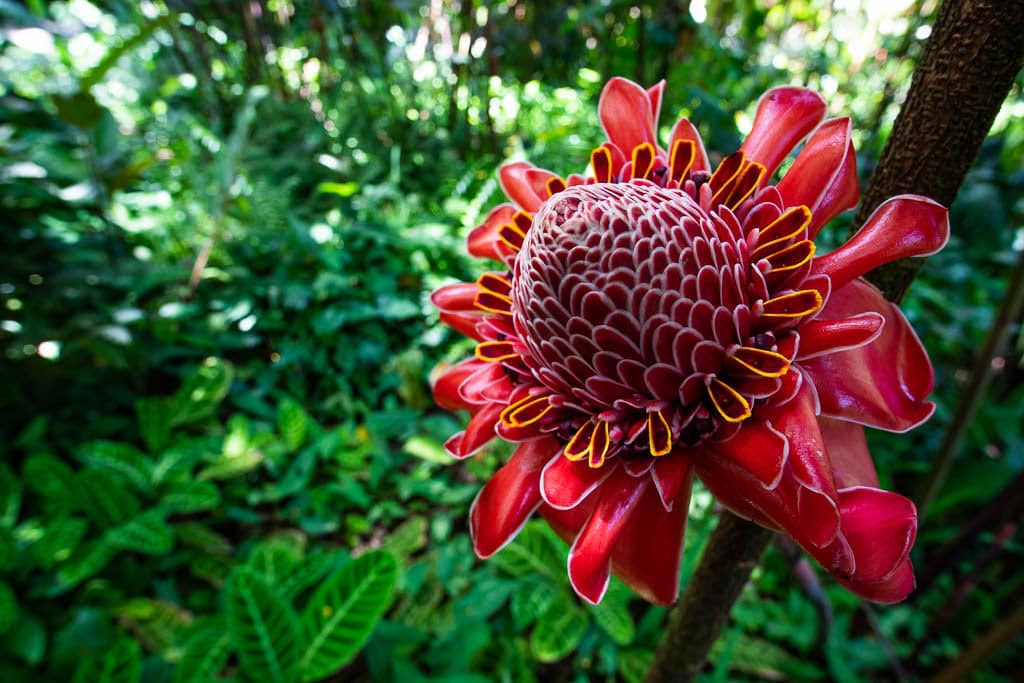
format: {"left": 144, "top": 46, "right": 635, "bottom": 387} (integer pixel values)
{"left": 1, "top": 1, "right": 1022, "bottom": 681}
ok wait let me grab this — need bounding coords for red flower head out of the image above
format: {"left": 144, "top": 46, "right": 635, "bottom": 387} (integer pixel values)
{"left": 432, "top": 78, "right": 948, "bottom": 605}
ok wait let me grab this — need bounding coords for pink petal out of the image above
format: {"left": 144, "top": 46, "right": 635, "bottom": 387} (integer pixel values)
{"left": 834, "top": 486, "right": 917, "bottom": 583}
{"left": 797, "top": 313, "right": 884, "bottom": 360}
{"left": 739, "top": 87, "right": 827, "bottom": 178}
{"left": 820, "top": 417, "right": 878, "bottom": 488}
{"left": 651, "top": 455, "right": 693, "bottom": 509}
{"left": 802, "top": 278, "right": 936, "bottom": 432}
{"left": 444, "top": 402, "right": 503, "bottom": 459}
{"left": 598, "top": 77, "right": 658, "bottom": 154}
{"left": 541, "top": 453, "right": 615, "bottom": 510}
{"left": 668, "top": 118, "right": 711, "bottom": 173}
{"left": 707, "top": 418, "right": 789, "bottom": 490}
{"left": 836, "top": 558, "right": 915, "bottom": 604}
{"left": 610, "top": 483, "right": 690, "bottom": 605}
{"left": 467, "top": 203, "right": 517, "bottom": 262}
{"left": 499, "top": 161, "right": 546, "bottom": 212}
{"left": 471, "top": 438, "right": 562, "bottom": 557}
{"left": 432, "top": 358, "right": 485, "bottom": 411}
{"left": 811, "top": 195, "right": 950, "bottom": 289}
{"left": 647, "top": 81, "right": 666, "bottom": 127}
{"left": 567, "top": 469, "right": 649, "bottom": 603}
{"left": 431, "top": 282, "right": 479, "bottom": 313}
{"left": 775, "top": 117, "right": 859, "bottom": 237}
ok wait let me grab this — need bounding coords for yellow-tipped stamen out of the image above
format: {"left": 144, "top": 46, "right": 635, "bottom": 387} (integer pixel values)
{"left": 630, "top": 142, "right": 656, "bottom": 180}
{"left": 762, "top": 240, "right": 816, "bottom": 275}
{"left": 708, "top": 151, "right": 745, "bottom": 195}
{"left": 475, "top": 340, "right": 519, "bottom": 362}
{"left": 546, "top": 176, "right": 567, "bottom": 196}
{"left": 588, "top": 420, "right": 611, "bottom": 469}
{"left": 500, "top": 394, "right": 553, "bottom": 428}
{"left": 497, "top": 221, "right": 526, "bottom": 252}
{"left": 647, "top": 409, "right": 672, "bottom": 457}
{"left": 476, "top": 273, "right": 512, "bottom": 299}
{"left": 590, "top": 146, "right": 614, "bottom": 183}
{"left": 723, "top": 161, "right": 765, "bottom": 209}
{"left": 760, "top": 289, "right": 824, "bottom": 319}
{"left": 729, "top": 346, "right": 792, "bottom": 378}
{"left": 752, "top": 206, "right": 812, "bottom": 259}
{"left": 669, "top": 139, "right": 696, "bottom": 183}
{"left": 564, "top": 421, "right": 595, "bottom": 461}
{"left": 707, "top": 378, "right": 753, "bottom": 423}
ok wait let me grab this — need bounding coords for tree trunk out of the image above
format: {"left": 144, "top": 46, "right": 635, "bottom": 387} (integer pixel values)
{"left": 853, "top": 0, "right": 1024, "bottom": 301}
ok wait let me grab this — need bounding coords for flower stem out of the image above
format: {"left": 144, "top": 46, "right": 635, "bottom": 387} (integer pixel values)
{"left": 643, "top": 511, "right": 773, "bottom": 683}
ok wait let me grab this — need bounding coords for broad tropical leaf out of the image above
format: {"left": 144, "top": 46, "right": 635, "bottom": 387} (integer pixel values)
{"left": 71, "top": 636, "right": 142, "bottom": 683}
{"left": 226, "top": 567, "right": 302, "bottom": 683}
{"left": 299, "top": 550, "right": 398, "bottom": 681}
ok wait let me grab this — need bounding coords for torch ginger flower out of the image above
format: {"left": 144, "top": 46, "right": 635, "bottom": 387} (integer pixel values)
{"left": 432, "top": 78, "right": 948, "bottom": 605}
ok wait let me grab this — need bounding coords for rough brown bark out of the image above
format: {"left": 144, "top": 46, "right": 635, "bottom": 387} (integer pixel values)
{"left": 854, "top": 0, "right": 1024, "bottom": 302}
{"left": 643, "top": 512, "right": 774, "bottom": 683}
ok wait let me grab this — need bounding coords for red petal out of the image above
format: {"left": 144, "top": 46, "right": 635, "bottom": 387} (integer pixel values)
{"left": 444, "top": 402, "right": 503, "bottom": 458}
{"left": 820, "top": 417, "right": 878, "bottom": 488}
{"left": 524, "top": 168, "right": 560, "bottom": 199}
{"left": 811, "top": 195, "right": 950, "bottom": 289}
{"left": 431, "top": 282, "right": 479, "bottom": 313}
{"left": 567, "top": 469, "right": 649, "bottom": 603}
{"left": 651, "top": 454, "right": 693, "bottom": 509}
{"left": 598, "top": 77, "right": 658, "bottom": 154}
{"left": 468, "top": 203, "right": 517, "bottom": 262}
{"left": 797, "top": 312, "right": 884, "bottom": 360}
{"left": 432, "top": 358, "right": 485, "bottom": 410}
{"left": 458, "top": 361, "right": 514, "bottom": 405}
{"left": 739, "top": 87, "right": 827, "bottom": 178}
{"left": 471, "top": 438, "right": 562, "bottom": 557}
{"left": 836, "top": 558, "right": 915, "bottom": 604}
{"left": 834, "top": 486, "right": 917, "bottom": 583}
{"left": 647, "top": 80, "right": 665, "bottom": 127}
{"left": 541, "top": 453, "right": 615, "bottom": 510}
{"left": 802, "top": 279, "right": 936, "bottom": 432}
{"left": 499, "top": 161, "right": 545, "bottom": 212}
{"left": 776, "top": 117, "right": 859, "bottom": 237}
{"left": 668, "top": 117, "right": 711, "bottom": 173}
{"left": 609, "top": 484, "right": 690, "bottom": 605}
{"left": 707, "top": 419, "right": 789, "bottom": 490}
{"left": 438, "top": 312, "right": 484, "bottom": 341}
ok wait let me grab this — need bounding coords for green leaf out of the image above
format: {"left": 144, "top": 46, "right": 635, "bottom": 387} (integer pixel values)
{"left": 75, "top": 470, "right": 141, "bottom": 528}
{"left": 170, "top": 358, "right": 233, "bottom": 427}
{"left": 587, "top": 581, "right": 635, "bottom": 645}
{"left": 0, "top": 579, "right": 18, "bottom": 635}
{"left": 159, "top": 479, "right": 221, "bottom": 514}
{"left": 278, "top": 398, "right": 309, "bottom": 451}
{"left": 174, "top": 618, "right": 232, "bottom": 683}
{"left": 71, "top": 636, "right": 141, "bottom": 683}
{"left": 75, "top": 441, "right": 152, "bottom": 493}
{"left": 115, "top": 598, "right": 192, "bottom": 656}
{"left": 22, "top": 453, "right": 77, "bottom": 512}
{"left": 299, "top": 551, "right": 399, "bottom": 681}
{"left": 4, "top": 613, "right": 46, "bottom": 666}
{"left": 380, "top": 517, "right": 428, "bottom": 561}
{"left": 315, "top": 181, "right": 360, "bottom": 197}
{"left": 509, "top": 579, "right": 558, "bottom": 631}
{"left": 54, "top": 539, "right": 116, "bottom": 592}
{"left": 226, "top": 568, "right": 302, "bottom": 683}
{"left": 0, "top": 527, "right": 15, "bottom": 572}
{"left": 198, "top": 450, "right": 264, "bottom": 481}
{"left": 278, "top": 550, "right": 348, "bottom": 603}
{"left": 0, "top": 462, "right": 22, "bottom": 527}
{"left": 135, "top": 397, "right": 173, "bottom": 453}
{"left": 618, "top": 648, "right": 654, "bottom": 683}
{"left": 246, "top": 532, "right": 306, "bottom": 582}
{"left": 491, "top": 521, "right": 565, "bottom": 580}
{"left": 401, "top": 436, "right": 450, "bottom": 465}
{"left": 529, "top": 597, "right": 588, "bottom": 663}
{"left": 106, "top": 510, "right": 174, "bottom": 555}
{"left": 28, "top": 516, "right": 89, "bottom": 568}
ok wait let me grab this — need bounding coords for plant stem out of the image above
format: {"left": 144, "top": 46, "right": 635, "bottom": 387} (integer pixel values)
{"left": 928, "top": 597, "right": 1024, "bottom": 683}
{"left": 643, "top": 512, "right": 773, "bottom": 683}
{"left": 916, "top": 245, "right": 1024, "bottom": 518}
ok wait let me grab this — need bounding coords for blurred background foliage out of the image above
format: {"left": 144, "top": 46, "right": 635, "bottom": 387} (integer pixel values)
{"left": 1, "top": 0, "right": 1022, "bottom": 681}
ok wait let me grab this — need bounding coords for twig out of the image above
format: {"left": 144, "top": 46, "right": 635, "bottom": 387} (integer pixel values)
{"left": 928, "top": 596, "right": 1024, "bottom": 683}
